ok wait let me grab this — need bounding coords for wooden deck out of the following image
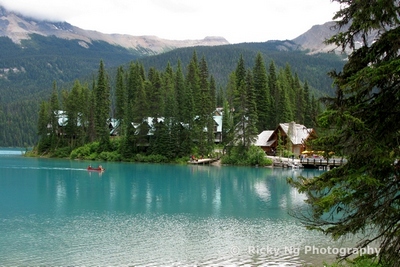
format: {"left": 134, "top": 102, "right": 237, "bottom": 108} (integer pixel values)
{"left": 267, "top": 156, "right": 347, "bottom": 169}
{"left": 188, "top": 158, "right": 219, "bottom": 165}
{"left": 300, "top": 158, "right": 347, "bottom": 168}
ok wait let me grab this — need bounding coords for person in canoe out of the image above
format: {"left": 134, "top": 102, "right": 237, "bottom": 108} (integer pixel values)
{"left": 87, "top": 165, "right": 105, "bottom": 172}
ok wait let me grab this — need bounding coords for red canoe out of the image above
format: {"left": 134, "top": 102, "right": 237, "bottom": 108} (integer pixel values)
{"left": 87, "top": 166, "right": 105, "bottom": 172}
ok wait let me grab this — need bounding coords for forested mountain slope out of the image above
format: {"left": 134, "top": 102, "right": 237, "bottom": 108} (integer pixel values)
{"left": 139, "top": 41, "right": 344, "bottom": 96}
{"left": 0, "top": 34, "right": 142, "bottom": 103}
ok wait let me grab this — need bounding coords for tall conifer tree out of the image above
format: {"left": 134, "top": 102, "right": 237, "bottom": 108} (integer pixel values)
{"left": 303, "top": 81, "right": 312, "bottom": 127}
{"left": 175, "top": 60, "right": 193, "bottom": 156}
{"left": 94, "top": 60, "right": 111, "bottom": 151}
{"left": 293, "top": 74, "right": 305, "bottom": 124}
{"left": 290, "top": 1, "right": 400, "bottom": 264}
{"left": 49, "top": 82, "right": 60, "bottom": 139}
{"left": 268, "top": 61, "right": 278, "bottom": 128}
{"left": 233, "top": 55, "right": 246, "bottom": 149}
{"left": 37, "top": 101, "right": 49, "bottom": 139}
{"left": 253, "top": 53, "right": 270, "bottom": 132}
{"left": 115, "top": 66, "right": 126, "bottom": 127}
{"left": 147, "top": 67, "right": 164, "bottom": 118}
{"left": 244, "top": 70, "right": 258, "bottom": 147}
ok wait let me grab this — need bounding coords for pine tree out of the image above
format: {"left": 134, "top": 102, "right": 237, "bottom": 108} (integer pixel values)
{"left": 283, "top": 63, "right": 295, "bottom": 111}
{"left": 135, "top": 79, "right": 149, "bottom": 146}
{"left": 94, "top": 60, "right": 111, "bottom": 151}
{"left": 176, "top": 60, "right": 191, "bottom": 123}
{"left": 37, "top": 101, "right": 50, "bottom": 152}
{"left": 49, "top": 82, "right": 60, "bottom": 138}
{"left": 293, "top": 73, "right": 305, "bottom": 124}
{"left": 87, "top": 81, "right": 97, "bottom": 143}
{"left": 198, "top": 55, "right": 213, "bottom": 156}
{"left": 221, "top": 100, "right": 233, "bottom": 149}
{"left": 244, "top": 70, "right": 258, "bottom": 147}
{"left": 64, "top": 80, "right": 83, "bottom": 147}
{"left": 268, "top": 61, "right": 278, "bottom": 128}
{"left": 277, "top": 69, "right": 294, "bottom": 123}
{"left": 115, "top": 66, "right": 126, "bottom": 128}
{"left": 207, "top": 75, "right": 218, "bottom": 150}
{"left": 289, "top": 1, "right": 400, "bottom": 264}
{"left": 186, "top": 52, "right": 204, "bottom": 155}
{"left": 233, "top": 55, "right": 247, "bottom": 149}
{"left": 162, "top": 64, "right": 178, "bottom": 158}
{"left": 37, "top": 101, "right": 49, "bottom": 138}
{"left": 226, "top": 72, "right": 236, "bottom": 108}
{"left": 147, "top": 67, "right": 164, "bottom": 118}
{"left": 209, "top": 75, "right": 217, "bottom": 111}
{"left": 234, "top": 55, "right": 246, "bottom": 117}
{"left": 253, "top": 53, "right": 270, "bottom": 132}
{"left": 216, "top": 86, "right": 224, "bottom": 107}
{"left": 175, "top": 60, "right": 193, "bottom": 156}
{"left": 303, "top": 81, "right": 312, "bottom": 127}
{"left": 277, "top": 83, "right": 292, "bottom": 123}
{"left": 121, "top": 62, "right": 145, "bottom": 157}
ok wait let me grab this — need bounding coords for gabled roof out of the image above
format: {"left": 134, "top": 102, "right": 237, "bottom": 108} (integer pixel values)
{"left": 108, "top": 118, "right": 120, "bottom": 135}
{"left": 132, "top": 117, "right": 165, "bottom": 135}
{"left": 131, "top": 116, "right": 223, "bottom": 136}
{"left": 279, "top": 122, "right": 313, "bottom": 145}
{"left": 55, "top": 110, "right": 82, "bottom": 127}
{"left": 254, "top": 130, "right": 274, "bottom": 146}
{"left": 57, "top": 111, "right": 68, "bottom": 127}
{"left": 213, "top": 115, "right": 222, "bottom": 132}
{"left": 108, "top": 118, "right": 120, "bottom": 128}
{"left": 214, "top": 107, "right": 223, "bottom": 116}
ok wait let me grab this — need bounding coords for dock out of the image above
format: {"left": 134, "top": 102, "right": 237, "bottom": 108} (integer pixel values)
{"left": 300, "top": 158, "right": 347, "bottom": 169}
{"left": 188, "top": 158, "right": 219, "bottom": 165}
{"left": 267, "top": 156, "right": 347, "bottom": 169}
{"left": 268, "top": 156, "right": 302, "bottom": 168}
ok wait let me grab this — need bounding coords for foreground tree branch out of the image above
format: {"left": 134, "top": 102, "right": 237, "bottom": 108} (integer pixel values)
{"left": 289, "top": 0, "right": 400, "bottom": 265}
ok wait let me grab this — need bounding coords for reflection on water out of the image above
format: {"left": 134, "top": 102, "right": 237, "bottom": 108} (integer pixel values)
{"left": 0, "top": 149, "right": 25, "bottom": 155}
{"left": 0, "top": 153, "right": 349, "bottom": 266}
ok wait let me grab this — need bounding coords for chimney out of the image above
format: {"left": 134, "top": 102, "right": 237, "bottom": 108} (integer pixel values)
{"left": 288, "top": 121, "right": 296, "bottom": 142}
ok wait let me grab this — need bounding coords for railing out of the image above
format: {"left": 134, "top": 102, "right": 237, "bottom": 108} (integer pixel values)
{"left": 300, "top": 158, "right": 347, "bottom": 167}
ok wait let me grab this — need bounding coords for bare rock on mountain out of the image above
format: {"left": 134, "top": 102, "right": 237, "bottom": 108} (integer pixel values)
{"left": 293, "top": 21, "right": 379, "bottom": 54}
{"left": 0, "top": 5, "right": 229, "bottom": 54}
{"left": 292, "top": 21, "right": 344, "bottom": 54}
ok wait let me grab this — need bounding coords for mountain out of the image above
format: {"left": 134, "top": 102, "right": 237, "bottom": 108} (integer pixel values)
{"left": 293, "top": 21, "right": 379, "bottom": 54}
{"left": 292, "top": 21, "right": 342, "bottom": 54}
{"left": 0, "top": 6, "right": 229, "bottom": 55}
{"left": 138, "top": 41, "right": 343, "bottom": 96}
{"left": 0, "top": 4, "right": 229, "bottom": 103}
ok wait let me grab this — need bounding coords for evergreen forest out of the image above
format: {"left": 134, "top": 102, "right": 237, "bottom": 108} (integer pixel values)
{"left": 34, "top": 52, "right": 321, "bottom": 164}
{"left": 0, "top": 36, "right": 344, "bottom": 147}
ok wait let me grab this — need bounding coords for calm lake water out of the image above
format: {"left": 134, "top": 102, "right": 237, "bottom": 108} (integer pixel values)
{"left": 0, "top": 149, "right": 347, "bottom": 266}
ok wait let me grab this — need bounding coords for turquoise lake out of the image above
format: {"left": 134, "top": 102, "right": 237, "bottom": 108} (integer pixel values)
{"left": 0, "top": 149, "right": 345, "bottom": 266}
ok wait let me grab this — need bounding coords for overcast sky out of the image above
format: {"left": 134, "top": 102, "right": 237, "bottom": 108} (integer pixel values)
{"left": 0, "top": 0, "right": 340, "bottom": 43}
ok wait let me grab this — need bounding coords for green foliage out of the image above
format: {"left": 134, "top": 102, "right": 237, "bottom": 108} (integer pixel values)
{"left": 98, "top": 151, "right": 121, "bottom": 162}
{"left": 289, "top": 0, "right": 400, "bottom": 265}
{"left": 245, "top": 146, "right": 272, "bottom": 166}
{"left": 52, "top": 146, "right": 72, "bottom": 158}
{"left": 222, "top": 146, "right": 272, "bottom": 166}
{"left": 1, "top": 33, "right": 342, "bottom": 147}
{"left": 33, "top": 48, "right": 321, "bottom": 167}
{"left": 94, "top": 60, "right": 111, "bottom": 151}
{"left": 133, "top": 154, "right": 169, "bottom": 163}
{"left": 325, "top": 256, "right": 386, "bottom": 267}
{"left": 278, "top": 149, "right": 294, "bottom": 158}
{"left": 70, "top": 142, "right": 100, "bottom": 160}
